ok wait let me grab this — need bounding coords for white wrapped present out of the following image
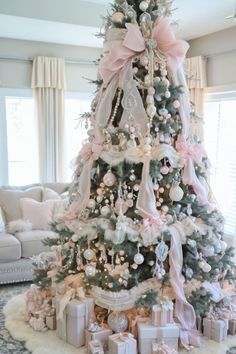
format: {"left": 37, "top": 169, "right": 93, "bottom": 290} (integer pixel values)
{"left": 138, "top": 322, "right": 179, "bottom": 354}
{"left": 152, "top": 299, "right": 174, "bottom": 327}
{"left": 109, "top": 332, "right": 137, "bottom": 354}
{"left": 56, "top": 295, "right": 94, "bottom": 348}
{"left": 203, "top": 318, "right": 228, "bottom": 342}
{"left": 88, "top": 340, "right": 104, "bottom": 354}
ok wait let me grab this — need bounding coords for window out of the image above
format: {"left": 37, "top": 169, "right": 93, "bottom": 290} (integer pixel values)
{"left": 0, "top": 89, "right": 39, "bottom": 186}
{"left": 64, "top": 93, "right": 92, "bottom": 182}
{"left": 204, "top": 91, "right": 236, "bottom": 236}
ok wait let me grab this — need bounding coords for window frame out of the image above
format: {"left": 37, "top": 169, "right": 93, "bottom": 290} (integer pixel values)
{"left": 0, "top": 88, "right": 33, "bottom": 185}
{"left": 204, "top": 87, "right": 236, "bottom": 237}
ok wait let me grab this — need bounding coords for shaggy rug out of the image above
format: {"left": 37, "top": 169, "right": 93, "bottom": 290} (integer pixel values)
{"left": 2, "top": 291, "right": 236, "bottom": 354}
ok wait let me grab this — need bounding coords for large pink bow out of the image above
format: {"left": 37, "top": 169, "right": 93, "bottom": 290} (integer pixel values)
{"left": 100, "top": 17, "right": 189, "bottom": 84}
{"left": 63, "top": 141, "right": 103, "bottom": 220}
{"left": 176, "top": 136, "right": 209, "bottom": 205}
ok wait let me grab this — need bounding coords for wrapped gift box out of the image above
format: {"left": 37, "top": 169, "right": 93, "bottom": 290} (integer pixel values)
{"left": 46, "top": 314, "right": 56, "bottom": 330}
{"left": 228, "top": 319, "right": 236, "bottom": 335}
{"left": 56, "top": 296, "right": 94, "bottom": 348}
{"left": 152, "top": 341, "right": 178, "bottom": 354}
{"left": 152, "top": 300, "right": 174, "bottom": 327}
{"left": 138, "top": 322, "right": 179, "bottom": 354}
{"left": 88, "top": 340, "right": 104, "bottom": 354}
{"left": 203, "top": 318, "right": 228, "bottom": 342}
{"left": 109, "top": 332, "right": 137, "bottom": 354}
{"left": 85, "top": 327, "right": 112, "bottom": 351}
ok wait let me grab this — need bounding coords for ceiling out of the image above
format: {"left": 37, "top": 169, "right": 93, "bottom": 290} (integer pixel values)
{"left": 0, "top": 0, "right": 235, "bottom": 47}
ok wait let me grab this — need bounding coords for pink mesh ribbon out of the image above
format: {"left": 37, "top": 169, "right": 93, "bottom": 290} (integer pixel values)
{"left": 169, "top": 223, "right": 201, "bottom": 349}
{"left": 176, "top": 135, "right": 210, "bottom": 205}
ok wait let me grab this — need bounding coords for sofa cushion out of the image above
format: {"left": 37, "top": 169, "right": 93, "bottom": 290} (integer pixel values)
{"left": 15, "top": 230, "right": 58, "bottom": 258}
{"left": 43, "top": 183, "right": 69, "bottom": 195}
{"left": 42, "top": 187, "right": 61, "bottom": 201}
{"left": 20, "top": 198, "right": 55, "bottom": 230}
{"left": 0, "top": 233, "right": 21, "bottom": 262}
{"left": 0, "top": 187, "right": 42, "bottom": 223}
{"left": 0, "top": 207, "right": 5, "bottom": 233}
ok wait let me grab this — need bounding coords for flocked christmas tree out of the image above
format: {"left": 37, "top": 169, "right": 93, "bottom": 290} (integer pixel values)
{"left": 30, "top": 0, "right": 236, "bottom": 349}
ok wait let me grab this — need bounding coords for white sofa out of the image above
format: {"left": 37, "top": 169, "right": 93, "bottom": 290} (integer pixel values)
{"left": 0, "top": 182, "right": 69, "bottom": 284}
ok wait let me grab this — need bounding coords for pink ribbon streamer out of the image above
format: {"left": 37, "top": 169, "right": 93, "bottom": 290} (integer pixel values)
{"left": 169, "top": 223, "right": 201, "bottom": 349}
{"left": 176, "top": 135, "right": 209, "bottom": 205}
{"left": 136, "top": 157, "right": 163, "bottom": 227}
{"left": 63, "top": 141, "right": 103, "bottom": 220}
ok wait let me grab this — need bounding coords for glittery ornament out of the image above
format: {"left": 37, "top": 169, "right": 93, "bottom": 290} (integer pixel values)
{"left": 87, "top": 199, "right": 96, "bottom": 209}
{"left": 83, "top": 248, "right": 95, "bottom": 261}
{"left": 96, "top": 195, "right": 103, "bottom": 203}
{"left": 173, "top": 100, "right": 180, "bottom": 108}
{"left": 114, "top": 198, "right": 128, "bottom": 214}
{"left": 158, "top": 108, "right": 168, "bottom": 116}
{"left": 103, "top": 170, "right": 116, "bottom": 187}
{"left": 85, "top": 265, "right": 96, "bottom": 277}
{"left": 107, "top": 312, "right": 128, "bottom": 333}
{"left": 139, "top": 0, "right": 149, "bottom": 11}
{"left": 134, "top": 252, "right": 144, "bottom": 265}
{"left": 169, "top": 182, "right": 184, "bottom": 202}
{"left": 129, "top": 173, "right": 136, "bottom": 182}
{"left": 140, "top": 54, "right": 149, "bottom": 66}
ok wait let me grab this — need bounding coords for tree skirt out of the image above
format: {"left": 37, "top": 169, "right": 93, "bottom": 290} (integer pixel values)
{"left": 3, "top": 294, "right": 236, "bottom": 354}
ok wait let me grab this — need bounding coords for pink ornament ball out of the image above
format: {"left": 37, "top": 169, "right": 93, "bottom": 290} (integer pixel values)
{"left": 160, "top": 166, "right": 170, "bottom": 175}
{"left": 103, "top": 171, "right": 116, "bottom": 187}
{"left": 173, "top": 100, "right": 180, "bottom": 109}
{"left": 111, "top": 12, "right": 124, "bottom": 24}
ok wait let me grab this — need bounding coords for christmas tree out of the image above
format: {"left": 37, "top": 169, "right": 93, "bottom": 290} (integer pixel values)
{"left": 29, "top": 0, "right": 236, "bottom": 350}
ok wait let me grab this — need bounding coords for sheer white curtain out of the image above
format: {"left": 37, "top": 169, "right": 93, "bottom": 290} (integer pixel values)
{"left": 185, "top": 56, "right": 207, "bottom": 141}
{"left": 31, "top": 56, "right": 66, "bottom": 182}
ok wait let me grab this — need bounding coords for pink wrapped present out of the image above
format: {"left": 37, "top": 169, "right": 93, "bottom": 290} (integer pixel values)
{"left": 85, "top": 326, "right": 112, "bottom": 351}
{"left": 229, "top": 319, "right": 236, "bottom": 335}
{"left": 152, "top": 300, "right": 174, "bottom": 327}
{"left": 88, "top": 340, "right": 104, "bottom": 354}
{"left": 203, "top": 318, "right": 228, "bottom": 342}
{"left": 152, "top": 341, "right": 178, "bottom": 354}
{"left": 56, "top": 296, "right": 94, "bottom": 348}
{"left": 138, "top": 322, "right": 179, "bottom": 354}
{"left": 109, "top": 332, "right": 137, "bottom": 354}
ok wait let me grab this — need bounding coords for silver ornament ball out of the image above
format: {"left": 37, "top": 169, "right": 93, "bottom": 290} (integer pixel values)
{"left": 107, "top": 312, "right": 128, "bottom": 333}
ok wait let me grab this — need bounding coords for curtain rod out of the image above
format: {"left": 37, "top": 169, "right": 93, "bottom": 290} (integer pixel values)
{"left": 0, "top": 56, "right": 97, "bottom": 65}
{"left": 203, "top": 48, "right": 236, "bottom": 59}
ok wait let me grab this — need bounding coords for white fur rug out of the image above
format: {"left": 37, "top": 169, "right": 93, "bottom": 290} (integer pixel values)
{"left": 3, "top": 294, "right": 236, "bottom": 354}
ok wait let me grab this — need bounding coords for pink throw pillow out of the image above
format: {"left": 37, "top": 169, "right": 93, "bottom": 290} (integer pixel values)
{"left": 20, "top": 198, "right": 55, "bottom": 230}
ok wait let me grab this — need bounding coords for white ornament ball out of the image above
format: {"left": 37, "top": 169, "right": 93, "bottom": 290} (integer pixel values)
{"left": 220, "top": 240, "right": 227, "bottom": 252}
{"left": 112, "top": 12, "right": 125, "bottom": 23}
{"left": 96, "top": 195, "right": 103, "bottom": 203}
{"left": 146, "top": 94, "right": 154, "bottom": 104}
{"left": 85, "top": 265, "right": 96, "bottom": 277}
{"left": 139, "top": 1, "right": 149, "bottom": 12}
{"left": 140, "top": 54, "right": 149, "bottom": 67}
{"left": 71, "top": 234, "right": 79, "bottom": 242}
{"left": 100, "top": 206, "right": 110, "bottom": 217}
{"left": 103, "top": 171, "right": 116, "bottom": 187}
{"left": 202, "top": 263, "right": 212, "bottom": 273}
{"left": 83, "top": 248, "right": 95, "bottom": 260}
{"left": 87, "top": 199, "right": 96, "bottom": 209}
{"left": 148, "top": 87, "right": 155, "bottom": 95}
{"left": 134, "top": 252, "right": 144, "bottom": 265}
{"left": 169, "top": 184, "right": 184, "bottom": 202}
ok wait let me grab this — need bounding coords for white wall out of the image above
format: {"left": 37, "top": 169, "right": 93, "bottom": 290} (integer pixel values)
{"left": 188, "top": 26, "right": 236, "bottom": 88}
{"left": 0, "top": 37, "right": 102, "bottom": 92}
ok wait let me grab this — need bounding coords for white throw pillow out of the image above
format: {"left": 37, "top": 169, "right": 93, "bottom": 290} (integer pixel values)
{"left": 20, "top": 198, "right": 55, "bottom": 230}
{"left": 7, "top": 219, "right": 32, "bottom": 234}
{"left": 42, "top": 187, "right": 61, "bottom": 201}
